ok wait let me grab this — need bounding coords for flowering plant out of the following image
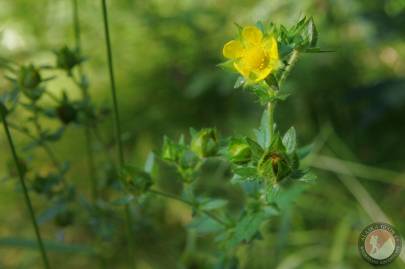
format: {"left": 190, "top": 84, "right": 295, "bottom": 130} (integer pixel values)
{"left": 0, "top": 10, "right": 324, "bottom": 268}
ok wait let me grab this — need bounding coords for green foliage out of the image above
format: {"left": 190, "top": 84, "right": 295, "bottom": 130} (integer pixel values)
{"left": 0, "top": 3, "right": 358, "bottom": 267}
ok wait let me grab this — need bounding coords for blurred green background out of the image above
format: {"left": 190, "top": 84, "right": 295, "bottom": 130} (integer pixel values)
{"left": 0, "top": 0, "right": 404, "bottom": 268}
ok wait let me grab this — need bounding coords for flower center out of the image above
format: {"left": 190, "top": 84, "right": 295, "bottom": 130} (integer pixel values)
{"left": 243, "top": 46, "right": 269, "bottom": 71}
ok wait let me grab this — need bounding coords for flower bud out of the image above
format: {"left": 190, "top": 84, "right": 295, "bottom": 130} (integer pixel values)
{"left": 191, "top": 128, "right": 218, "bottom": 158}
{"left": 18, "top": 65, "right": 41, "bottom": 89}
{"left": 258, "top": 151, "right": 292, "bottom": 184}
{"left": 228, "top": 138, "right": 251, "bottom": 164}
{"left": 55, "top": 46, "right": 82, "bottom": 72}
{"left": 57, "top": 103, "right": 77, "bottom": 125}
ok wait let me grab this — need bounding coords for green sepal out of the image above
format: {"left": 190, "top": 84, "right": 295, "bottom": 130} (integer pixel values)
{"left": 228, "top": 137, "right": 252, "bottom": 164}
{"left": 190, "top": 128, "right": 218, "bottom": 158}
{"left": 217, "top": 60, "right": 237, "bottom": 73}
{"left": 119, "top": 165, "right": 153, "bottom": 195}
{"left": 54, "top": 46, "right": 84, "bottom": 73}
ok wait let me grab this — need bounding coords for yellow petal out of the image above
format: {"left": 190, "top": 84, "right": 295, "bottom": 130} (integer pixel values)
{"left": 242, "top": 26, "right": 263, "bottom": 46}
{"left": 234, "top": 60, "right": 250, "bottom": 79}
{"left": 264, "top": 36, "right": 279, "bottom": 60}
{"left": 252, "top": 67, "right": 272, "bottom": 82}
{"left": 223, "top": 40, "right": 244, "bottom": 59}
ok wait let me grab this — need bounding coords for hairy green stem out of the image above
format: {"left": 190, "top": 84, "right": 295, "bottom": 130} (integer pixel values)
{"left": 1, "top": 110, "right": 51, "bottom": 269}
{"left": 267, "top": 102, "right": 275, "bottom": 139}
{"left": 279, "top": 50, "right": 299, "bottom": 87}
{"left": 149, "top": 189, "right": 230, "bottom": 228}
{"left": 267, "top": 50, "right": 300, "bottom": 139}
{"left": 100, "top": 0, "right": 134, "bottom": 266}
{"left": 72, "top": 0, "right": 98, "bottom": 202}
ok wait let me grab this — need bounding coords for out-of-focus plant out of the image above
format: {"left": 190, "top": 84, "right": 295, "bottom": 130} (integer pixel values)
{"left": 0, "top": 1, "right": 122, "bottom": 267}
{"left": 115, "top": 17, "right": 322, "bottom": 267}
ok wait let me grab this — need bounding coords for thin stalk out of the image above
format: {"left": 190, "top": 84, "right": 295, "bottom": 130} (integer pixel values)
{"left": 278, "top": 50, "right": 299, "bottom": 86}
{"left": 1, "top": 110, "right": 51, "bottom": 269}
{"left": 72, "top": 0, "right": 98, "bottom": 202}
{"left": 266, "top": 50, "right": 300, "bottom": 138}
{"left": 100, "top": 0, "right": 124, "bottom": 165}
{"left": 149, "top": 189, "right": 230, "bottom": 228}
{"left": 72, "top": 0, "right": 81, "bottom": 54}
{"left": 100, "top": 0, "right": 134, "bottom": 266}
{"left": 267, "top": 102, "right": 275, "bottom": 139}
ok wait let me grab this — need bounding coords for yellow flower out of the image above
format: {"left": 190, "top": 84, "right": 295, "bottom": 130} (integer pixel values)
{"left": 223, "top": 26, "right": 279, "bottom": 83}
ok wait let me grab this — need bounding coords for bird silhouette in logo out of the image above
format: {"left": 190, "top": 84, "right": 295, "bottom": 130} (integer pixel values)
{"left": 370, "top": 235, "right": 379, "bottom": 255}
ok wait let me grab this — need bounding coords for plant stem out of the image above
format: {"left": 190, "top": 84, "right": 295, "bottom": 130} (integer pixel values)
{"left": 1, "top": 110, "right": 51, "bottom": 269}
{"left": 100, "top": 0, "right": 124, "bottom": 165}
{"left": 267, "top": 102, "right": 275, "bottom": 139}
{"left": 100, "top": 0, "right": 134, "bottom": 266}
{"left": 72, "top": 0, "right": 98, "bottom": 202}
{"left": 149, "top": 189, "right": 230, "bottom": 228}
{"left": 266, "top": 50, "right": 300, "bottom": 139}
{"left": 72, "top": 0, "right": 81, "bottom": 54}
{"left": 279, "top": 50, "right": 299, "bottom": 87}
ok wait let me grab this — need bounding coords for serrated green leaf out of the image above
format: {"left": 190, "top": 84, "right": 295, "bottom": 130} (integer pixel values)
{"left": 230, "top": 212, "right": 265, "bottom": 246}
{"left": 233, "top": 166, "right": 257, "bottom": 178}
{"left": 282, "top": 127, "right": 296, "bottom": 154}
{"left": 189, "top": 215, "right": 224, "bottom": 235}
{"left": 245, "top": 137, "right": 264, "bottom": 161}
{"left": 256, "top": 109, "right": 271, "bottom": 148}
